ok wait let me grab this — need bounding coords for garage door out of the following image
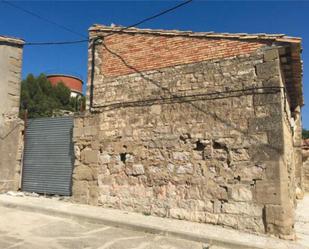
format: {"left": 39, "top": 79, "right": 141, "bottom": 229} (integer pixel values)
{"left": 22, "top": 116, "right": 74, "bottom": 196}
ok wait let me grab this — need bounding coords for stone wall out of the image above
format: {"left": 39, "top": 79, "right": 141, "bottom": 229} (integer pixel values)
{"left": 293, "top": 106, "right": 304, "bottom": 195}
{"left": 73, "top": 37, "right": 298, "bottom": 238}
{"left": 304, "top": 159, "right": 309, "bottom": 192}
{"left": 0, "top": 120, "right": 24, "bottom": 192}
{"left": 0, "top": 36, "right": 24, "bottom": 193}
{"left": 302, "top": 140, "right": 309, "bottom": 192}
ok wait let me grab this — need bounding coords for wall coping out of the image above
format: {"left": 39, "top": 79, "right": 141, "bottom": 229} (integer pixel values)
{"left": 0, "top": 35, "right": 25, "bottom": 46}
{"left": 89, "top": 24, "right": 302, "bottom": 44}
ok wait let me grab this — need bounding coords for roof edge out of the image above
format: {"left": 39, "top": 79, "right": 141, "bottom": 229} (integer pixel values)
{"left": 0, "top": 35, "right": 25, "bottom": 45}
{"left": 89, "top": 24, "right": 302, "bottom": 44}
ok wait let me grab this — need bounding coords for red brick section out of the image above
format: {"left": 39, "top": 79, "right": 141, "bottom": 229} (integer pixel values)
{"left": 101, "top": 33, "right": 270, "bottom": 77}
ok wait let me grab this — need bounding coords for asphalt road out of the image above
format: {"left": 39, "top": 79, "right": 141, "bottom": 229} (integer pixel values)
{"left": 0, "top": 205, "right": 218, "bottom": 249}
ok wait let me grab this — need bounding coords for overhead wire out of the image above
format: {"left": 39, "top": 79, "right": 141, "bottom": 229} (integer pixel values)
{"left": 1, "top": 0, "right": 87, "bottom": 39}
{"left": 102, "top": 0, "right": 193, "bottom": 39}
{"left": 1, "top": 0, "right": 193, "bottom": 46}
{"left": 1, "top": 1, "right": 292, "bottom": 146}
{"left": 24, "top": 39, "right": 89, "bottom": 46}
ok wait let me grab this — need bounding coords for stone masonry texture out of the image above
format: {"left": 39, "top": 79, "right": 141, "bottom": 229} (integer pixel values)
{"left": 302, "top": 139, "right": 309, "bottom": 192}
{"left": 72, "top": 26, "right": 303, "bottom": 239}
{"left": 0, "top": 36, "right": 24, "bottom": 193}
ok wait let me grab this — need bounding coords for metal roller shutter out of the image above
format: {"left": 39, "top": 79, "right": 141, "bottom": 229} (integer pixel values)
{"left": 22, "top": 116, "right": 74, "bottom": 196}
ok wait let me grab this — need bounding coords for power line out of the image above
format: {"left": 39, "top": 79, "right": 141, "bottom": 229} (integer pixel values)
{"left": 25, "top": 39, "right": 88, "bottom": 46}
{"left": 3, "top": 0, "right": 193, "bottom": 46}
{"left": 1, "top": 0, "right": 87, "bottom": 39}
{"left": 103, "top": 0, "right": 194, "bottom": 39}
{"left": 91, "top": 86, "right": 284, "bottom": 111}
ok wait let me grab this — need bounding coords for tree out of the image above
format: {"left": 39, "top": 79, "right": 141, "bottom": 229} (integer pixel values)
{"left": 20, "top": 73, "right": 82, "bottom": 118}
{"left": 303, "top": 129, "right": 309, "bottom": 139}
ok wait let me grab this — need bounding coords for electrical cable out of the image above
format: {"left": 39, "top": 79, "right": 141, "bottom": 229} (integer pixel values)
{"left": 1, "top": 0, "right": 87, "bottom": 39}
{"left": 2, "top": 0, "right": 193, "bottom": 46}
{"left": 90, "top": 86, "right": 285, "bottom": 111}
{"left": 24, "top": 39, "right": 88, "bottom": 46}
{"left": 102, "top": 0, "right": 193, "bottom": 39}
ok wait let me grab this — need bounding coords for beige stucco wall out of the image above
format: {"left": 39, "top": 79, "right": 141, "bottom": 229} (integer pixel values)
{"left": 0, "top": 46, "right": 10, "bottom": 115}
{"left": 0, "top": 42, "right": 23, "bottom": 118}
{"left": 0, "top": 37, "right": 24, "bottom": 192}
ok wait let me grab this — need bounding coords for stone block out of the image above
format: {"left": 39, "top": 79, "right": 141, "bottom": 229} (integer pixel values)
{"left": 263, "top": 49, "right": 279, "bottom": 62}
{"left": 222, "top": 202, "right": 262, "bottom": 217}
{"left": 73, "top": 165, "right": 93, "bottom": 181}
{"left": 172, "top": 151, "right": 189, "bottom": 161}
{"left": 74, "top": 146, "right": 81, "bottom": 160}
{"left": 99, "top": 152, "right": 111, "bottom": 164}
{"left": 176, "top": 163, "right": 193, "bottom": 174}
{"left": 255, "top": 61, "right": 279, "bottom": 79}
{"left": 125, "top": 153, "right": 135, "bottom": 163}
{"left": 73, "top": 128, "right": 83, "bottom": 138}
{"left": 192, "top": 150, "right": 203, "bottom": 160}
{"left": 91, "top": 140, "right": 100, "bottom": 150}
{"left": 254, "top": 180, "right": 281, "bottom": 205}
{"left": 207, "top": 185, "right": 228, "bottom": 201}
{"left": 99, "top": 175, "right": 115, "bottom": 185}
{"left": 262, "top": 76, "right": 281, "bottom": 87}
{"left": 150, "top": 105, "right": 161, "bottom": 115}
{"left": 212, "top": 149, "right": 228, "bottom": 161}
{"left": 229, "top": 185, "right": 252, "bottom": 202}
{"left": 205, "top": 212, "right": 218, "bottom": 224}
{"left": 265, "top": 204, "right": 294, "bottom": 236}
{"left": 186, "top": 187, "right": 201, "bottom": 200}
{"left": 89, "top": 183, "right": 99, "bottom": 205}
{"left": 108, "top": 163, "right": 124, "bottom": 174}
{"left": 84, "top": 150, "right": 99, "bottom": 164}
{"left": 237, "top": 217, "right": 265, "bottom": 233}
{"left": 248, "top": 116, "right": 281, "bottom": 133}
{"left": 230, "top": 149, "right": 250, "bottom": 162}
{"left": 203, "top": 144, "right": 213, "bottom": 159}
{"left": 213, "top": 200, "right": 222, "bottom": 213}
{"left": 217, "top": 214, "right": 238, "bottom": 229}
{"left": 72, "top": 180, "right": 88, "bottom": 203}
{"left": 132, "top": 164, "right": 145, "bottom": 176}
{"left": 253, "top": 94, "right": 281, "bottom": 106}
{"left": 74, "top": 117, "right": 84, "bottom": 129}
{"left": 84, "top": 126, "right": 98, "bottom": 136}
{"left": 167, "top": 163, "right": 175, "bottom": 174}
{"left": 169, "top": 208, "right": 191, "bottom": 220}
{"left": 267, "top": 128, "right": 284, "bottom": 152}
{"left": 191, "top": 211, "right": 206, "bottom": 223}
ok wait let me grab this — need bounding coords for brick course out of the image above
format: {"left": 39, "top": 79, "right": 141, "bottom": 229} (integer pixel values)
{"left": 101, "top": 33, "right": 270, "bottom": 77}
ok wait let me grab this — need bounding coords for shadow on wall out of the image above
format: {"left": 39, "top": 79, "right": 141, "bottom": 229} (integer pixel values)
{"left": 90, "top": 38, "right": 285, "bottom": 154}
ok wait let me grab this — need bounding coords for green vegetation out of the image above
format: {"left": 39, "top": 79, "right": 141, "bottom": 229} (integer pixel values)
{"left": 20, "top": 74, "right": 85, "bottom": 118}
{"left": 303, "top": 129, "right": 309, "bottom": 139}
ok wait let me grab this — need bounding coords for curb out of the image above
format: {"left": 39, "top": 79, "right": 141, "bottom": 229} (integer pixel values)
{"left": 0, "top": 195, "right": 307, "bottom": 249}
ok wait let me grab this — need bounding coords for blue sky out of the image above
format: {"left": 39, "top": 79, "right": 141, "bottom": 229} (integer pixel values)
{"left": 0, "top": 0, "right": 308, "bottom": 127}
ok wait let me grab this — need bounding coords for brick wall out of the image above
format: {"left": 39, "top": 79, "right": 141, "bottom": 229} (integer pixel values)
{"left": 101, "top": 33, "right": 270, "bottom": 77}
